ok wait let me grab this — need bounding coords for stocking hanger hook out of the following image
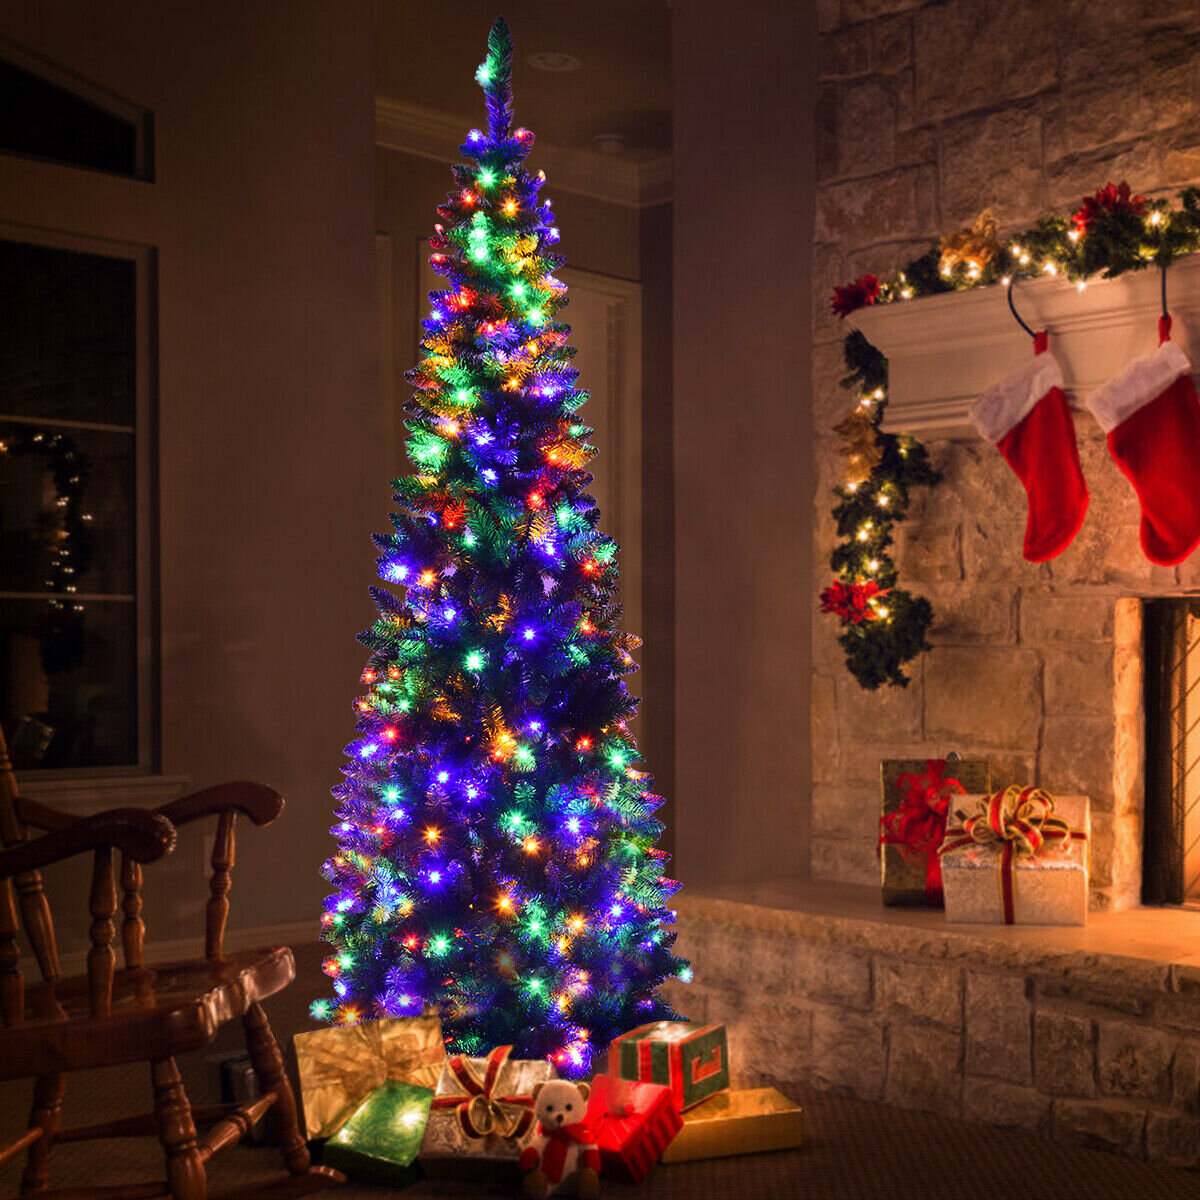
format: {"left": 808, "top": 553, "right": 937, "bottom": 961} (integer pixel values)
{"left": 1161, "top": 263, "right": 1169, "bottom": 319}
{"left": 1007, "top": 274, "right": 1037, "bottom": 339}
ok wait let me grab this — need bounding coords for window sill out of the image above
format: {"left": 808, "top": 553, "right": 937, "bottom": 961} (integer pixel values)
{"left": 18, "top": 772, "right": 190, "bottom": 816}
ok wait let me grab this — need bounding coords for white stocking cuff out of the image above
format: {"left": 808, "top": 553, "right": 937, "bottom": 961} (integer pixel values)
{"left": 972, "top": 354, "right": 1065, "bottom": 444}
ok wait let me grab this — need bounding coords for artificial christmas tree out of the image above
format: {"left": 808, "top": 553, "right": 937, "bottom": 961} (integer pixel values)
{"left": 314, "top": 17, "right": 686, "bottom": 1078}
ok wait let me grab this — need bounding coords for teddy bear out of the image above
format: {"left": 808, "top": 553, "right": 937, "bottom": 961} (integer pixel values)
{"left": 518, "top": 1078, "right": 601, "bottom": 1198}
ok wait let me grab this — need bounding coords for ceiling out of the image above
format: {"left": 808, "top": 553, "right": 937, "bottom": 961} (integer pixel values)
{"left": 375, "top": 1, "right": 672, "bottom": 162}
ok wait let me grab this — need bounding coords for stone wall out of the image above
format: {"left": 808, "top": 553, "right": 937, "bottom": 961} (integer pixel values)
{"left": 666, "top": 897, "right": 1200, "bottom": 1166}
{"left": 811, "top": 0, "right": 1200, "bottom": 905}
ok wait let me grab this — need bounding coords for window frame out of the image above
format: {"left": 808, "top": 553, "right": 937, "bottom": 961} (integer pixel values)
{"left": 0, "top": 35, "right": 154, "bottom": 181}
{"left": 0, "top": 221, "right": 159, "bottom": 777}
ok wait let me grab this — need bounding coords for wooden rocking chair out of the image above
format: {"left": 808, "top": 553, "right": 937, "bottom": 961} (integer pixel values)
{"left": 0, "top": 728, "right": 342, "bottom": 1199}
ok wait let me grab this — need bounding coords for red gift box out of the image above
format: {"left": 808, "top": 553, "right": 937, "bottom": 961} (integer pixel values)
{"left": 586, "top": 1073, "right": 682, "bottom": 1185}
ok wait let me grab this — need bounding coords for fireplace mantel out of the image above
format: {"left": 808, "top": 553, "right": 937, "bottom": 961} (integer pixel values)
{"left": 851, "top": 254, "right": 1200, "bottom": 435}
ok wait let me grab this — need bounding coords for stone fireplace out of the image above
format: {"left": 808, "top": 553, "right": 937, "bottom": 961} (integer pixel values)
{"left": 659, "top": 258, "right": 1200, "bottom": 1168}
{"left": 811, "top": 257, "right": 1200, "bottom": 912}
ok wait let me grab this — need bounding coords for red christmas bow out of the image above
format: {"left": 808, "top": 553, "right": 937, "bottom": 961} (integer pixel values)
{"left": 879, "top": 759, "right": 966, "bottom": 903}
{"left": 431, "top": 1045, "right": 536, "bottom": 1141}
{"left": 537, "top": 1121, "right": 599, "bottom": 1184}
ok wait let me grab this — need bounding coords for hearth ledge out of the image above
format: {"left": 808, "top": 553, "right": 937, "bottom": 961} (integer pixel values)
{"left": 673, "top": 882, "right": 1200, "bottom": 983}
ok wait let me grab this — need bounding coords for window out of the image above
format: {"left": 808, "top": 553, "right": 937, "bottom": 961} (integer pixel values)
{"left": 0, "top": 39, "right": 152, "bottom": 179}
{"left": 0, "top": 231, "right": 155, "bottom": 770}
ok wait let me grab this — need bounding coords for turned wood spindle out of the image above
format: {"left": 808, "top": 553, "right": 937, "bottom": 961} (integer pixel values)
{"left": 87, "top": 846, "right": 117, "bottom": 1017}
{"left": 121, "top": 855, "right": 145, "bottom": 971}
{"left": 0, "top": 724, "right": 61, "bottom": 1007}
{"left": 152, "top": 1057, "right": 205, "bottom": 1200}
{"left": 0, "top": 877, "right": 23, "bottom": 1027}
{"left": 206, "top": 810, "right": 235, "bottom": 960}
{"left": 243, "top": 1000, "right": 311, "bottom": 1175}
{"left": 20, "top": 1072, "right": 64, "bottom": 1194}
{"left": 15, "top": 870, "right": 61, "bottom": 985}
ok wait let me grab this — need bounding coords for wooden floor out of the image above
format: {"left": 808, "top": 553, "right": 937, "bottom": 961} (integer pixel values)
{"left": 0, "top": 941, "right": 1196, "bottom": 1199}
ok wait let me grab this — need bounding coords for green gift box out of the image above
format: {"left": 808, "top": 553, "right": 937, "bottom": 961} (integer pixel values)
{"left": 609, "top": 1022, "right": 728, "bottom": 1111}
{"left": 322, "top": 1080, "right": 434, "bottom": 1187}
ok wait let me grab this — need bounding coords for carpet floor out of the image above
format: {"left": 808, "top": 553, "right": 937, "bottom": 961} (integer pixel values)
{"left": 0, "top": 942, "right": 1196, "bottom": 1199}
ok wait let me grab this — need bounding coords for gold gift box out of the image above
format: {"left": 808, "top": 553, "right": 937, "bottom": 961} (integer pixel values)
{"left": 293, "top": 1015, "right": 445, "bottom": 1140}
{"left": 660, "top": 1088, "right": 803, "bottom": 1163}
{"left": 941, "top": 793, "right": 1089, "bottom": 926}
{"left": 879, "top": 758, "right": 992, "bottom": 906}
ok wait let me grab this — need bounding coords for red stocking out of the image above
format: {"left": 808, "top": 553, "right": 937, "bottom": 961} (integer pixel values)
{"left": 1088, "top": 315, "right": 1200, "bottom": 566}
{"left": 972, "top": 331, "right": 1089, "bottom": 562}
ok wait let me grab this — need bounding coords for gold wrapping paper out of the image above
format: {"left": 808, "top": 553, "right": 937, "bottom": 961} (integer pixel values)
{"left": 879, "top": 758, "right": 991, "bottom": 906}
{"left": 940, "top": 793, "right": 1089, "bottom": 926}
{"left": 661, "top": 1088, "right": 803, "bottom": 1162}
{"left": 293, "top": 1015, "right": 445, "bottom": 1140}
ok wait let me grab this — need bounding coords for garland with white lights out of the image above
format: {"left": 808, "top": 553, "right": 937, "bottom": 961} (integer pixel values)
{"left": 821, "top": 333, "right": 938, "bottom": 690}
{"left": 0, "top": 427, "right": 92, "bottom": 674}
{"left": 825, "top": 181, "right": 1200, "bottom": 691}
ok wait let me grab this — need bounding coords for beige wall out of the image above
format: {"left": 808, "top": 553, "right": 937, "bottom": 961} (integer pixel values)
{"left": 0, "top": 2, "right": 377, "bottom": 943}
{"left": 673, "top": 0, "right": 818, "bottom": 885}
{"left": 810, "top": 1, "right": 1200, "bottom": 899}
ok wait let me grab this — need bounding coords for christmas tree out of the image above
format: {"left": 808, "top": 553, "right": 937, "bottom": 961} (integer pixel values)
{"left": 314, "top": 17, "right": 686, "bottom": 1076}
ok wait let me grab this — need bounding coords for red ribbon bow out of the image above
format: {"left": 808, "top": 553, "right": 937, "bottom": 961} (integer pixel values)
{"left": 879, "top": 759, "right": 966, "bottom": 904}
{"left": 430, "top": 1045, "right": 536, "bottom": 1142}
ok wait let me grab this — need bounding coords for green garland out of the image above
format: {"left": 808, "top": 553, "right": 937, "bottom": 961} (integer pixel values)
{"left": 862, "top": 183, "right": 1200, "bottom": 306}
{"left": 823, "top": 181, "right": 1200, "bottom": 692}
{"left": 821, "top": 333, "right": 938, "bottom": 689}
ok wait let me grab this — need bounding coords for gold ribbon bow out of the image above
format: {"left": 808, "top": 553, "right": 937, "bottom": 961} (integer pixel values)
{"left": 431, "top": 1045, "right": 537, "bottom": 1142}
{"left": 939, "top": 786, "right": 1069, "bottom": 858}
{"left": 293, "top": 1015, "right": 444, "bottom": 1140}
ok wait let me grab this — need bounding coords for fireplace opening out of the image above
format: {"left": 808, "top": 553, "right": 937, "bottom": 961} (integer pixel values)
{"left": 1143, "top": 598, "right": 1200, "bottom": 906}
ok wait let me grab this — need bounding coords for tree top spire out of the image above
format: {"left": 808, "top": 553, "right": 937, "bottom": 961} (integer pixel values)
{"left": 478, "top": 16, "right": 516, "bottom": 142}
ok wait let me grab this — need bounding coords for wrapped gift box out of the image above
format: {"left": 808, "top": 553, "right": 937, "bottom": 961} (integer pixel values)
{"left": 293, "top": 1014, "right": 444, "bottom": 1140}
{"left": 322, "top": 1080, "right": 433, "bottom": 1186}
{"left": 418, "top": 1044, "right": 552, "bottom": 1184}
{"left": 219, "top": 1054, "right": 267, "bottom": 1144}
{"left": 587, "top": 1073, "right": 682, "bottom": 1184}
{"left": 609, "top": 1022, "right": 728, "bottom": 1112}
{"left": 880, "top": 757, "right": 992, "bottom": 906}
{"left": 661, "top": 1087, "right": 804, "bottom": 1162}
{"left": 940, "top": 790, "right": 1089, "bottom": 926}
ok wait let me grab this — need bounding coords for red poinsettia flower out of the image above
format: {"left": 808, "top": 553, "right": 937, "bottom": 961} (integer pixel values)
{"left": 820, "top": 578, "right": 889, "bottom": 625}
{"left": 830, "top": 273, "right": 881, "bottom": 319}
{"left": 1071, "top": 180, "right": 1147, "bottom": 236}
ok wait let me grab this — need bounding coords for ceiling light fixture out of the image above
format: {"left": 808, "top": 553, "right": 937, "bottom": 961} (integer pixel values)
{"left": 527, "top": 51, "right": 581, "bottom": 72}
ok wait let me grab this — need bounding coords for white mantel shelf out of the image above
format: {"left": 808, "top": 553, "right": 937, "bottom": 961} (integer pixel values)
{"left": 851, "top": 254, "right": 1200, "bottom": 435}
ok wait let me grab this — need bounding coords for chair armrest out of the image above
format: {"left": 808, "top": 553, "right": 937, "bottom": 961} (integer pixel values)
{"left": 15, "top": 795, "right": 76, "bottom": 833}
{"left": 0, "top": 808, "right": 176, "bottom": 878}
{"left": 157, "top": 782, "right": 284, "bottom": 829}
